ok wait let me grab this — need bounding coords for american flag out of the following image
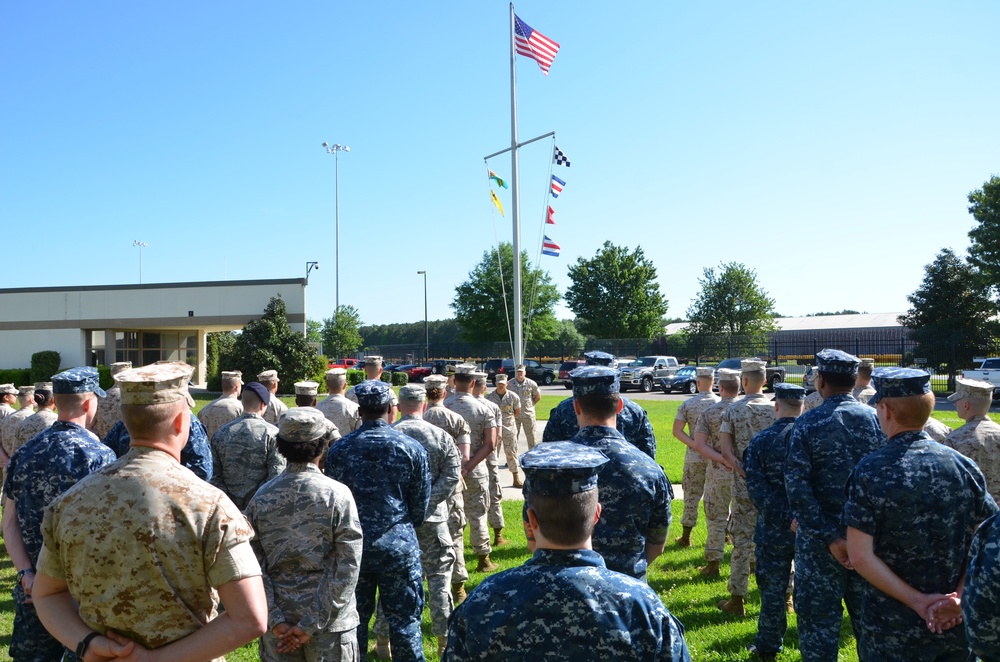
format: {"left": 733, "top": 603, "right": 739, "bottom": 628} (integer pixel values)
{"left": 514, "top": 14, "right": 560, "bottom": 75}
{"left": 547, "top": 206, "right": 556, "bottom": 225}
{"left": 553, "top": 145, "right": 571, "bottom": 167}
{"left": 550, "top": 175, "right": 565, "bottom": 198}
{"left": 542, "top": 235, "right": 560, "bottom": 257}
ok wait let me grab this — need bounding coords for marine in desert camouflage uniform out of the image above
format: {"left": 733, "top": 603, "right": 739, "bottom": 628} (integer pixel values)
{"left": 91, "top": 361, "right": 131, "bottom": 440}
{"left": 197, "top": 370, "right": 244, "bottom": 439}
{"left": 258, "top": 369, "right": 289, "bottom": 425}
{"left": 486, "top": 374, "right": 522, "bottom": 487}
{"left": 943, "top": 377, "right": 1000, "bottom": 503}
{"left": 317, "top": 368, "right": 360, "bottom": 435}
{"left": 671, "top": 366, "right": 719, "bottom": 547}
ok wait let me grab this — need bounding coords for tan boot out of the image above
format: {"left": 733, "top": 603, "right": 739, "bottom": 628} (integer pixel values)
{"left": 698, "top": 560, "right": 720, "bottom": 577}
{"left": 476, "top": 554, "right": 499, "bottom": 572}
{"left": 438, "top": 636, "right": 447, "bottom": 657}
{"left": 675, "top": 526, "right": 693, "bottom": 547}
{"left": 718, "top": 594, "right": 746, "bottom": 616}
{"left": 786, "top": 593, "right": 795, "bottom": 613}
{"left": 452, "top": 582, "right": 467, "bottom": 604}
{"left": 493, "top": 528, "right": 508, "bottom": 547}
{"left": 375, "top": 635, "right": 391, "bottom": 658}
{"left": 511, "top": 473, "right": 523, "bottom": 488}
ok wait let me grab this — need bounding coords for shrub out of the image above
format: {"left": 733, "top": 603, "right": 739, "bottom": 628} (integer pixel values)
{"left": 30, "top": 351, "right": 61, "bottom": 383}
{"left": 347, "top": 369, "right": 365, "bottom": 386}
{"left": 0, "top": 368, "right": 32, "bottom": 387}
{"left": 311, "top": 356, "right": 329, "bottom": 395}
{"left": 391, "top": 372, "right": 409, "bottom": 387}
{"left": 380, "top": 372, "right": 392, "bottom": 384}
{"left": 96, "top": 365, "right": 114, "bottom": 391}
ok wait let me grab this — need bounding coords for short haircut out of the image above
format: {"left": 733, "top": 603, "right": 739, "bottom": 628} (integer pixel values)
{"left": 34, "top": 390, "right": 54, "bottom": 407}
{"left": 222, "top": 376, "right": 240, "bottom": 391}
{"left": 295, "top": 394, "right": 316, "bottom": 407}
{"left": 122, "top": 400, "right": 184, "bottom": 440}
{"left": 857, "top": 364, "right": 873, "bottom": 380}
{"left": 819, "top": 371, "right": 855, "bottom": 389}
{"left": 718, "top": 380, "right": 740, "bottom": 395}
{"left": 53, "top": 392, "right": 91, "bottom": 417}
{"left": 454, "top": 374, "right": 474, "bottom": 386}
{"left": 241, "top": 388, "right": 263, "bottom": 410}
{"left": 776, "top": 399, "right": 804, "bottom": 416}
{"left": 358, "top": 401, "right": 390, "bottom": 418}
{"left": 575, "top": 392, "right": 620, "bottom": 419}
{"left": 964, "top": 395, "right": 993, "bottom": 414}
{"left": 325, "top": 375, "right": 346, "bottom": 389}
{"left": 259, "top": 377, "right": 277, "bottom": 386}
{"left": 882, "top": 392, "right": 934, "bottom": 428}
{"left": 743, "top": 371, "right": 766, "bottom": 389}
{"left": 277, "top": 436, "right": 326, "bottom": 463}
{"left": 526, "top": 489, "right": 598, "bottom": 546}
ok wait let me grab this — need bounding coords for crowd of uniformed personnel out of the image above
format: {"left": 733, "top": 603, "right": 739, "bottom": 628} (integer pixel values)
{"left": 0, "top": 347, "right": 997, "bottom": 661}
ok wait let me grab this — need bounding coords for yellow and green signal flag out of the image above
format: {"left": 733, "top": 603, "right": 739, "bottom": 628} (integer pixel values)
{"left": 490, "top": 189, "right": 505, "bottom": 216}
{"left": 489, "top": 169, "right": 508, "bottom": 189}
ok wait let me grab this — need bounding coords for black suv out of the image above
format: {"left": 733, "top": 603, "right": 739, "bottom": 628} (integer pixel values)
{"left": 713, "top": 358, "right": 786, "bottom": 391}
{"left": 485, "top": 359, "right": 555, "bottom": 386}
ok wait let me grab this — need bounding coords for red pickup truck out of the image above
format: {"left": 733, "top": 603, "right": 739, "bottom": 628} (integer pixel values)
{"left": 328, "top": 358, "right": 360, "bottom": 370}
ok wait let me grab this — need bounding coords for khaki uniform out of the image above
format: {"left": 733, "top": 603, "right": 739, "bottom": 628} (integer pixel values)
{"left": 316, "top": 394, "right": 361, "bottom": 436}
{"left": 262, "top": 396, "right": 289, "bottom": 425}
{"left": 802, "top": 391, "right": 823, "bottom": 412}
{"left": 37, "top": 446, "right": 261, "bottom": 657}
{"left": 507, "top": 377, "right": 540, "bottom": 449}
{"left": 424, "top": 403, "right": 472, "bottom": 584}
{"left": 197, "top": 394, "right": 243, "bottom": 439}
{"left": 444, "top": 392, "right": 497, "bottom": 556}
{"left": 14, "top": 409, "right": 57, "bottom": 449}
{"left": 694, "top": 395, "right": 741, "bottom": 562}
{"left": 486, "top": 389, "right": 522, "bottom": 477}
{"left": 91, "top": 385, "right": 122, "bottom": 440}
{"left": 674, "top": 392, "right": 720, "bottom": 528}
{"left": 944, "top": 415, "right": 1000, "bottom": 503}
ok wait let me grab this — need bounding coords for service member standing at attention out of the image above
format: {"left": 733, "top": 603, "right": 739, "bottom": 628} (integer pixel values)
{"left": 671, "top": 366, "right": 719, "bottom": 547}
{"left": 717, "top": 359, "right": 776, "bottom": 616}
{"left": 31, "top": 362, "right": 267, "bottom": 660}
{"left": 13, "top": 382, "right": 57, "bottom": 449}
{"left": 2, "top": 367, "right": 117, "bottom": 660}
{"left": 507, "top": 364, "right": 541, "bottom": 450}
{"left": 784, "top": 349, "right": 885, "bottom": 662}
{"left": 743, "top": 383, "right": 806, "bottom": 661}
{"left": 943, "top": 377, "right": 1000, "bottom": 502}
{"left": 959, "top": 510, "right": 1000, "bottom": 660}
{"left": 544, "top": 351, "right": 657, "bottom": 459}
{"left": 258, "top": 369, "right": 289, "bottom": 425}
{"left": 317, "top": 368, "right": 361, "bottom": 435}
{"left": 486, "top": 373, "right": 523, "bottom": 487}
{"left": 91, "top": 361, "right": 131, "bottom": 440}
{"left": 325, "top": 380, "right": 431, "bottom": 662}
{"left": 346, "top": 356, "right": 399, "bottom": 422}
{"left": 852, "top": 358, "right": 877, "bottom": 405}
{"left": 444, "top": 442, "right": 691, "bottom": 662}
{"left": 210, "top": 381, "right": 286, "bottom": 510}
{"left": 803, "top": 368, "right": 824, "bottom": 412}
{"left": 293, "top": 381, "right": 319, "bottom": 408}
{"left": 245, "top": 407, "right": 363, "bottom": 661}
{"left": 0, "top": 383, "right": 20, "bottom": 480}
{"left": 474, "top": 372, "right": 507, "bottom": 548}
{"left": 844, "top": 368, "right": 998, "bottom": 661}
{"left": 0, "top": 385, "right": 34, "bottom": 476}
{"left": 198, "top": 370, "right": 244, "bottom": 439}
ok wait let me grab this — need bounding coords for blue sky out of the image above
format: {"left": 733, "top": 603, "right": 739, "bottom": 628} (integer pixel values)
{"left": 2, "top": 2, "right": 998, "bottom": 328}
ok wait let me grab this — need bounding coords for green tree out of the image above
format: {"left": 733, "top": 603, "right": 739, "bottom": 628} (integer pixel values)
{"left": 967, "top": 174, "right": 1000, "bottom": 297}
{"left": 898, "top": 248, "right": 999, "bottom": 373}
{"left": 321, "top": 305, "right": 364, "bottom": 360}
{"left": 686, "top": 262, "right": 777, "bottom": 352}
{"left": 530, "top": 319, "right": 587, "bottom": 359}
{"left": 451, "top": 242, "right": 559, "bottom": 344}
{"left": 223, "top": 296, "right": 324, "bottom": 385}
{"left": 306, "top": 319, "right": 323, "bottom": 344}
{"left": 565, "top": 241, "right": 669, "bottom": 339}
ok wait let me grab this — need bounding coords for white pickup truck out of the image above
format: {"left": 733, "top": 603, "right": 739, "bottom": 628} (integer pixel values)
{"left": 961, "top": 358, "right": 1000, "bottom": 398}
{"left": 619, "top": 356, "right": 680, "bottom": 393}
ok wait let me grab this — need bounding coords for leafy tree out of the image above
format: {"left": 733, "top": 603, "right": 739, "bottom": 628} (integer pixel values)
{"left": 565, "top": 241, "right": 669, "bottom": 339}
{"left": 967, "top": 174, "right": 1000, "bottom": 297}
{"left": 451, "top": 242, "right": 559, "bottom": 344}
{"left": 306, "top": 319, "right": 323, "bottom": 344}
{"left": 223, "top": 296, "right": 324, "bottom": 385}
{"left": 530, "top": 319, "right": 586, "bottom": 359}
{"left": 686, "top": 262, "right": 777, "bottom": 351}
{"left": 321, "top": 305, "right": 364, "bottom": 360}
{"left": 360, "top": 319, "right": 462, "bottom": 346}
{"left": 898, "top": 248, "right": 999, "bottom": 373}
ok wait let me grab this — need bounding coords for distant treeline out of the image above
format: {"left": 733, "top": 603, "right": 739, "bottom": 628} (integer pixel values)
{"left": 360, "top": 319, "right": 463, "bottom": 346}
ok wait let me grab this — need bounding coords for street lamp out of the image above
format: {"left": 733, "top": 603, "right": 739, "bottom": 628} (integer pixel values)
{"left": 417, "top": 270, "right": 428, "bottom": 362}
{"left": 304, "top": 262, "right": 320, "bottom": 338}
{"left": 133, "top": 240, "right": 148, "bottom": 284}
{"left": 321, "top": 142, "right": 350, "bottom": 316}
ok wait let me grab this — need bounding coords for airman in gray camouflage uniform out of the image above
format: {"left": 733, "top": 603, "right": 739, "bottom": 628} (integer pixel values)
{"left": 844, "top": 368, "right": 998, "bottom": 661}
{"left": 474, "top": 372, "right": 507, "bottom": 547}
{"left": 671, "top": 366, "right": 719, "bottom": 547}
{"left": 91, "top": 361, "right": 131, "bottom": 440}
{"left": 944, "top": 377, "right": 1000, "bottom": 502}
{"left": 486, "top": 373, "right": 523, "bottom": 487}
{"left": 246, "top": 407, "right": 363, "bottom": 661}
{"left": 718, "top": 359, "right": 775, "bottom": 615}
{"left": 13, "top": 382, "right": 57, "bottom": 449}
{"left": 259, "top": 369, "right": 289, "bottom": 425}
{"left": 317, "top": 368, "right": 360, "bottom": 435}
{"left": 198, "top": 370, "right": 244, "bottom": 439}
{"left": 852, "top": 358, "right": 877, "bottom": 405}
{"left": 961, "top": 511, "right": 1000, "bottom": 661}
{"left": 210, "top": 381, "right": 286, "bottom": 510}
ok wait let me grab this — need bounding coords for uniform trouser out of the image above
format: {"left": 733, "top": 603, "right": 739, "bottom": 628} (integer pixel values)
{"left": 857, "top": 605, "right": 970, "bottom": 662}
{"left": 728, "top": 474, "right": 758, "bottom": 596}
{"left": 515, "top": 414, "right": 537, "bottom": 449}
{"left": 794, "top": 534, "right": 865, "bottom": 662}
{"left": 374, "top": 520, "right": 456, "bottom": 638}
{"left": 11, "top": 583, "right": 73, "bottom": 661}
{"left": 356, "top": 560, "right": 425, "bottom": 662}
{"left": 680, "top": 448, "right": 708, "bottom": 528}
{"left": 497, "top": 423, "right": 520, "bottom": 476}
{"left": 485, "top": 454, "right": 504, "bottom": 529}
{"left": 447, "top": 491, "right": 469, "bottom": 583}
{"left": 261, "top": 627, "right": 359, "bottom": 662}
{"left": 753, "top": 523, "right": 796, "bottom": 654}
{"left": 463, "top": 472, "right": 491, "bottom": 556}
{"left": 703, "top": 461, "right": 734, "bottom": 562}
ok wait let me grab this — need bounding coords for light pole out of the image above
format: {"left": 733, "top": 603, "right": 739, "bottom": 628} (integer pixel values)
{"left": 133, "top": 240, "right": 148, "bottom": 284}
{"left": 417, "top": 270, "right": 428, "bottom": 362}
{"left": 321, "top": 142, "right": 350, "bottom": 316}
{"left": 304, "top": 261, "right": 320, "bottom": 339}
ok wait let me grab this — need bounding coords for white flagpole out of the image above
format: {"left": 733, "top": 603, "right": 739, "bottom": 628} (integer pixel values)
{"left": 509, "top": 3, "right": 524, "bottom": 365}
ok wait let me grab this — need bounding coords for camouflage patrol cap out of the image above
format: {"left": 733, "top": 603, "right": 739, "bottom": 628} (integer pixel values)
{"left": 860, "top": 358, "right": 876, "bottom": 369}
{"left": 34, "top": 382, "right": 53, "bottom": 392}
{"left": 495, "top": 374, "right": 508, "bottom": 383}
{"left": 222, "top": 370, "right": 243, "bottom": 380}
{"left": 717, "top": 368, "right": 741, "bottom": 383}
{"left": 363, "top": 355, "right": 383, "bottom": 366}
{"left": 472, "top": 371, "right": 488, "bottom": 386}
{"left": 110, "top": 362, "right": 132, "bottom": 377}
{"left": 740, "top": 359, "right": 766, "bottom": 374}
{"left": 583, "top": 351, "right": 616, "bottom": 367}
{"left": 948, "top": 377, "right": 994, "bottom": 402}
{"left": 18, "top": 385, "right": 35, "bottom": 397}
{"left": 773, "top": 383, "right": 806, "bottom": 401}
{"left": 277, "top": 407, "right": 328, "bottom": 443}
{"left": 258, "top": 369, "right": 279, "bottom": 382}
{"left": 454, "top": 364, "right": 477, "bottom": 376}
{"left": 294, "top": 381, "right": 319, "bottom": 396}
{"left": 520, "top": 441, "right": 609, "bottom": 496}
{"left": 869, "top": 367, "right": 931, "bottom": 405}
{"left": 117, "top": 363, "right": 195, "bottom": 406}
{"left": 815, "top": 349, "right": 860, "bottom": 375}
{"left": 424, "top": 375, "right": 448, "bottom": 388}
{"left": 696, "top": 367, "right": 715, "bottom": 378}
{"left": 354, "top": 379, "right": 392, "bottom": 407}
{"left": 325, "top": 368, "right": 347, "bottom": 377}
{"left": 0, "top": 384, "right": 17, "bottom": 396}
{"left": 243, "top": 381, "right": 271, "bottom": 405}
{"left": 570, "top": 366, "right": 620, "bottom": 397}
{"left": 52, "top": 367, "right": 106, "bottom": 398}
{"left": 515, "top": 364, "right": 527, "bottom": 372}
{"left": 399, "top": 385, "right": 427, "bottom": 402}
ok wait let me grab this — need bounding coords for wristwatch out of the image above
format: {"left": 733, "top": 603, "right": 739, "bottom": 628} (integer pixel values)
{"left": 76, "top": 632, "right": 100, "bottom": 658}
{"left": 16, "top": 568, "right": 33, "bottom": 581}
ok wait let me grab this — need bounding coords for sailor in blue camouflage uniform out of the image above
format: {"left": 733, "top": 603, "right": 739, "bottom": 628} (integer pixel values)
{"left": 445, "top": 442, "right": 690, "bottom": 662}
{"left": 543, "top": 351, "right": 657, "bottom": 459}
{"left": 784, "top": 349, "right": 886, "bottom": 662}
{"left": 843, "top": 368, "right": 998, "bottom": 662}
{"left": 102, "top": 402, "right": 213, "bottom": 481}
{"left": 525, "top": 366, "right": 672, "bottom": 581}
{"left": 325, "top": 379, "right": 431, "bottom": 662}
{"left": 962, "top": 511, "right": 1000, "bottom": 661}
{"left": 1, "top": 366, "right": 117, "bottom": 661}
{"left": 743, "top": 383, "right": 805, "bottom": 661}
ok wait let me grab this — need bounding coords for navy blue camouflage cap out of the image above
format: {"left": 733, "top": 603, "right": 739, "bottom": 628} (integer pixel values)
{"left": 773, "top": 383, "right": 806, "bottom": 401}
{"left": 243, "top": 381, "right": 271, "bottom": 405}
{"left": 277, "top": 407, "right": 328, "bottom": 443}
{"left": 869, "top": 367, "right": 931, "bottom": 405}
{"left": 52, "top": 366, "right": 106, "bottom": 398}
{"left": 520, "top": 441, "right": 609, "bottom": 496}
{"left": 354, "top": 379, "right": 392, "bottom": 407}
{"left": 816, "top": 349, "right": 861, "bottom": 375}
{"left": 570, "top": 366, "right": 620, "bottom": 397}
{"left": 583, "top": 351, "right": 616, "bottom": 366}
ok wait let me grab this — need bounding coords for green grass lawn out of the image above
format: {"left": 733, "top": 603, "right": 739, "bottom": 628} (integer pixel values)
{"left": 0, "top": 395, "right": 987, "bottom": 660}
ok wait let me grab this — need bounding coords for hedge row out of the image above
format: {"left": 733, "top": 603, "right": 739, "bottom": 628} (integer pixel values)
{"left": 0, "top": 369, "right": 32, "bottom": 386}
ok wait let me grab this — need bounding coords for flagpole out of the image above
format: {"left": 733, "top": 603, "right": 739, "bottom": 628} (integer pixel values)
{"left": 509, "top": 2, "right": 524, "bottom": 365}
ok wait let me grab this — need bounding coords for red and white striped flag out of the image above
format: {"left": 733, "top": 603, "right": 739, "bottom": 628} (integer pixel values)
{"left": 547, "top": 206, "right": 556, "bottom": 225}
{"left": 514, "top": 14, "right": 560, "bottom": 75}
